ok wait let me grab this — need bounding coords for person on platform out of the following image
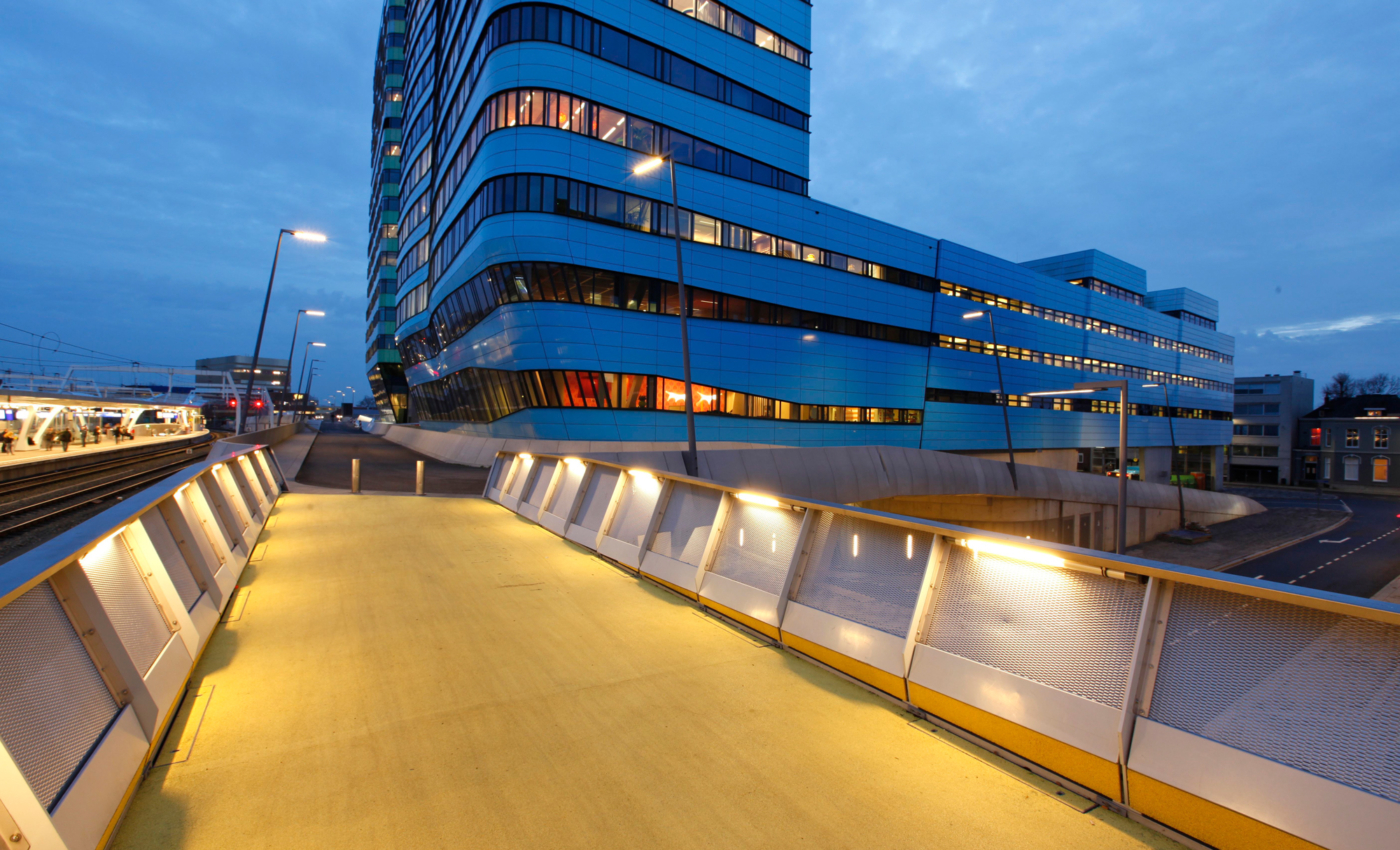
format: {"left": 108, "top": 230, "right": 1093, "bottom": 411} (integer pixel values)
{"left": 59, "top": 428, "right": 72, "bottom": 452}
{"left": 0, "top": 429, "right": 13, "bottom": 455}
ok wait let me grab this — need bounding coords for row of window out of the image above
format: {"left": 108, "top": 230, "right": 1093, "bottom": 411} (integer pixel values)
{"left": 397, "top": 260, "right": 930, "bottom": 366}
{"left": 439, "top": 0, "right": 490, "bottom": 102}
{"left": 402, "top": 142, "right": 432, "bottom": 199}
{"left": 1235, "top": 382, "right": 1280, "bottom": 395}
{"left": 1305, "top": 455, "right": 1390, "bottom": 483}
{"left": 429, "top": 171, "right": 936, "bottom": 294}
{"left": 1068, "top": 278, "right": 1144, "bottom": 307}
{"left": 1231, "top": 444, "right": 1280, "bottom": 457}
{"left": 398, "top": 283, "right": 430, "bottom": 322}
{"left": 1234, "top": 403, "right": 1279, "bottom": 415}
{"left": 402, "top": 96, "right": 434, "bottom": 172}
{"left": 1235, "top": 424, "right": 1279, "bottom": 436}
{"left": 936, "top": 335, "right": 1233, "bottom": 393}
{"left": 924, "top": 388, "right": 1233, "bottom": 420}
{"left": 1310, "top": 427, "right": 1389, "bottom": 448}
{"left": 399, "top": 237, "right": 430, "bottom": 282}
{"left": 940, "top": 281, "right": 1232, "bottom": 364}
{"left": 402, "top": 191, "right": 431, "bottom": 239}
{"left": 409, "top": 367, "right": 925, "bottom": 425}
{"left": 1165, "top": 310, "right": 1217, "bottom": 331}
{"left": 437, "top": 2, "right": 809, "bottom": 171}
{"left": 651, "top": 0, "right": 809, "bottom": 65}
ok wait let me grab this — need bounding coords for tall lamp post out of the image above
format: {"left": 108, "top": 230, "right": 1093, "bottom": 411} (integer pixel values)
{"left": 1144, "top": 382, "right": 1187, "bottom": 529}
{"left": 278, "top": 309, "right": 324, "bottom": 426}
{"left": 238, "top": 228, "right": 327, "bottom": 435}
{"left": 962, "top": 310, "right": 1018, "bottom": 490}
{"left": 295, "top": 342, "right": 326, "bottom": 421}
{"left": 1028, "top": 379, "right": 1130, "bottom": 554}
{"left": 303, "top": 359, "right": 323, "bottom": 417}
{"left": 633, "top": 154, "right": 698, "bottom": 477}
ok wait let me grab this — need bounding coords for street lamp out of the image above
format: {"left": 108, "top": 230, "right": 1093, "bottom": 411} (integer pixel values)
{"left": 962, "top": 310, "right": 1018, "bottom": 490}
{"left": 295, "top": 342, "right": 326, "bottom": 421}
{"left": 1028, "top": 379, "right": 1130, "bottom": 554}
{"left": 633, "top": 154, "right": 698, "bottom": 477}
{"left": 238, "top": 228, "right": 327, "bottom": 435}
{"left": 1144, "top": 383, "right": 1187, "bottom": 529}
{"left": 303, "top": 358, "right": 323, "bottom": 412}
{"left": 278, "top": 309, "right": 324, "bottom": 426}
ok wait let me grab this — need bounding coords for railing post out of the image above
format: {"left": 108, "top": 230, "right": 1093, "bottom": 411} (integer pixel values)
{"left": 416, "top": 460, "right": 424, "bottom": 495}
{"left": 351, "top": 458, "right": 361, "bottom": 494}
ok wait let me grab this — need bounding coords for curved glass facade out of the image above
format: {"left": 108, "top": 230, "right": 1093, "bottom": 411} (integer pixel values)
{"left": 369, "top": 0, "right": 1234, "bottom": 460}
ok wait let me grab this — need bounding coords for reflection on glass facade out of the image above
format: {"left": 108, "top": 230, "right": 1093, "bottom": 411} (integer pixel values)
{"left": 371, "top": 0, "right": 1234, "bottom": 457}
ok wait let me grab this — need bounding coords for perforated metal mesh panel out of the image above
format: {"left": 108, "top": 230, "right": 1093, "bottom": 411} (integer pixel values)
{"left": 923, "top": 545, "right": 1145, "bottom": 707}
{"left": 254, "top": 450, "right": 283, "bottom": 491}
{"left": 138, "top": 514, "right": 203, "bottom": 611}
{"left": 489, "top": 454, "right": 514, "bottom": 491}
{"left": 213, "top": 470, "right": 250, "bottom": 528}
{"left": 506, "top": 457, "right": 534, "bottom": 500}
{"left": 1149, "top": 584, "right": 1400, "bottom": 803}
{"left": 240, "top": 454, "right": 273, "bottom": 501}
{"left": 793, "top": 513, "right": 932, "bottom": 636}
{"left": 0, "top": 583, "right": 119, "bottom": 810}
{"left": 187, "top": 486, "right": 232, "bottom": 562}
{"left": 649, "top": 484, "right": 723, "bottom": 565}
{"left": 573, "top": 467, "right": 621, "bottom": 533}
{"left": 80, "top": 535, "right": 172, "bottom": 674}
{"left": 710, "top": 501, "right": 804, "bottom": 595}
{"left": 525, "top": 459, "right": 558, "bottom": 507}
{"left": 549, "top": 461, "right": 587, "bottom": 517}
{"left": 609, "top": 474, "right": 663, "bottom": 546}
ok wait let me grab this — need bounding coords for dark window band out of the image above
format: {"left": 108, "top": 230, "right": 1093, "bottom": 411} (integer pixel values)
{"left": 1070, "top": 277, "right": 1144, "bottom": 306}
{"left": 438, "top": 2, "right": 809, "bottom": 167}
{"left": 940, "top": 281, "right": 1232, "bottom": 364}
{"left": 429, "top": 171, "right": 937, "bottom": 294}
{"left": 409, "top": 367, "right": 923, "bottom": 425}
{"left": 396, "top": 261, "right": 930, "bottom": 366}
{"left": 936, "top": 335, "right": 1232, "bottom": 393}
{"left": 1164, "top": 309, "right": 1217, "bottom": 331}
{"left": 926, "top": 388, "right": 1233, "bottom": 421}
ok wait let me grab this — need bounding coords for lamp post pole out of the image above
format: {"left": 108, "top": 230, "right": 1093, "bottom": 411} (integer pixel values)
{"left": 634, "top": 155, "right": 698, "bottom": 477}
{"left": 294, "top": 342, "right": 325, "bottom": 422}
{"left": 303, "top": 359, "right": 322, "bottom": 417}
{"left": 238, "top": 228, "right": 325, "bottom": 435}
{"left": 962, "top": 310, "right": 1017, "bottom": 490}
{"left": 278, "top": 309, "right": 323, "bottom": 426}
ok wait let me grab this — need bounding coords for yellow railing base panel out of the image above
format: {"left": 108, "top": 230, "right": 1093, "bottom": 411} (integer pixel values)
{"left": 643, "top": 574, "right": 699, "bottom": 601}
{"left": 782, "top": 632, "right": 907, "bottom": 699}
{"left": 702, "top": 600, "right": 780, "bottom": 640}
{"left": 1128, "top": 769, "right": 1325, "bottom": 850}
{"left": 908, "top": 682, "right": 1121, "bottom": 799}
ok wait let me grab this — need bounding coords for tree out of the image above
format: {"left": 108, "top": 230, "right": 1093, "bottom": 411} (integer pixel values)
{"left": 1323, "top": 373, "right": 1355, "bottom": 401}
{"left": 1356, "top": 373, "right": 1400, "bottom": 395}
{"left": 357, "top": 395, "right": 377, "bottom": 408}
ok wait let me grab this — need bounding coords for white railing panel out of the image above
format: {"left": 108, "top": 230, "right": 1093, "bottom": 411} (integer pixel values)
{"left": 790, "top": 512, "right": 933, "bottom": 638}
{"left": 50, "top": 705, "right": 148, "bottom": 850}
{"left": 781, "top": 601, "right": 908, "bottom": 679}
{"left": 709, "top": 500, "right": 803, "bottom": 596}
{"left": 699, "top": 572, "right": 781, "bottom": 629}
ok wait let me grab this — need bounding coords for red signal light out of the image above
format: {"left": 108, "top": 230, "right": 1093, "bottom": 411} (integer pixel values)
{"left": 229, "top": 398, "right": 237, "bottom": 407}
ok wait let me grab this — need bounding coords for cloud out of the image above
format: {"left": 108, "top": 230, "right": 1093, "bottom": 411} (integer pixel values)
{"left": 1254, "top": 313, "right": 1400, "bottom": 339}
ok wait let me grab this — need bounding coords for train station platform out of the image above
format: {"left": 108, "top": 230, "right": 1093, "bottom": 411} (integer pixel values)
{"left": 0, "top": 430, "right": 208, "bottom": 474}
{"left": 109, "top": 494, "right": 1177, "bottom": 850}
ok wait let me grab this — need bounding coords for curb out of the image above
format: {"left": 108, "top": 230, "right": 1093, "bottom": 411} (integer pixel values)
{"left": 1210, "top": 510, "right": 1355, "bottom": 572}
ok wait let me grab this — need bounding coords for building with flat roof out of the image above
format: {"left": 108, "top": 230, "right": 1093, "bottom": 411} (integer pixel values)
{"left": 1297, "top": 394, "right": 1398, "bottom": 490}
{"left": 366, "top": 0, "right": 1234, "bottom": 473}
{"left": 194, "top": 355, "right": 291, "bottom": 392}
{"left": 1227, "top": 372, "right": 1314, "bottom": 485}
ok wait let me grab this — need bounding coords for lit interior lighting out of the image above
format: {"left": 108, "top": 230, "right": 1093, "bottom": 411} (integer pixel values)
{"left": 771, "top": 533, "right": 777, "bottom": 553}
{"left": 735, "top": 492, "right": 780, "bottom": 507}
{"left": 967, "top": 538, "right": 1065, "bottom": 569}
{"left": 852, "top": 534, "right": 859, "bottom": 557}
{"left": 697, "top": 392, "right": 716, "bottom": 403}
{"left": 739, "top": 528, "right": 745, "bottom": 546}
{"left": 906, "top": 534, "right": 913, "bottom": 559}
{"left": 633, "top": 155, "right": 665, "bottom": 174}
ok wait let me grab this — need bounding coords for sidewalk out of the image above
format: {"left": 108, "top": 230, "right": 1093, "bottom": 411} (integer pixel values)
{"left": 1127, "top": 507, "right": 1351, "bottom": 571}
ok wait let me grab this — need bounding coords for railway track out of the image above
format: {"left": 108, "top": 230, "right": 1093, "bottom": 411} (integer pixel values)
{"left": 0, "top": 441, "right": 210, "bottom": 499}
{"left": 0, "top": 447, "right": 212, "bottom": 538}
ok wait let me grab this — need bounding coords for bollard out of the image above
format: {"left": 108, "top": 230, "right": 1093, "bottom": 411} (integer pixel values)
{"left": 415, "top": 460, "right": 425, "bottom": 496}
{"left": 351, "top": 458, "right": 360, "bottom": 494}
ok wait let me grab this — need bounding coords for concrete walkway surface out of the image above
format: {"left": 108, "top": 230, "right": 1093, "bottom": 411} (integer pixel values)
{"left": 295, "top": 429, "right": 488, "bottom": 494}
{"left": 112, "top": 496, "right": 1180, "bottom": 850}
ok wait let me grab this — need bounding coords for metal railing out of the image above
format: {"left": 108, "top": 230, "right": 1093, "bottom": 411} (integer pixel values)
{"left": 0, "top": 443, "right": 284, "bottom": 850}
{"left": 488, "top": 450, "right": 1400, "bottom": 850}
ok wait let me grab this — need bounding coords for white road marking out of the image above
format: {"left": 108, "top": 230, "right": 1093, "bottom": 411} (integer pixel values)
{"left": 1318, "top": 538, "right": 1351, "bottom": 544}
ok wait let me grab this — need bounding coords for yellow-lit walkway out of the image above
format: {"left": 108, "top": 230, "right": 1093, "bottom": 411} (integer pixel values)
{"left": 113, "top": 495, "right": 1180, "bottom": 849}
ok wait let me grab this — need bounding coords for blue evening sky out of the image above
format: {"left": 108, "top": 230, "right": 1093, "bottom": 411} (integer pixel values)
{"left": 2, "top": 0, "right": 1396, "bottom": 406}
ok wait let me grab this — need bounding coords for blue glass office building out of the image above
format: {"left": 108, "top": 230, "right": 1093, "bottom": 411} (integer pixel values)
{"left": 367, "top": 0, "right": 1234, "bottom": 470}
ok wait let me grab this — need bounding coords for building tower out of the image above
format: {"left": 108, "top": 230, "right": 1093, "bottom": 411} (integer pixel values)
{"left": 367, "top": 0, "right": 1235, "bottom": 486}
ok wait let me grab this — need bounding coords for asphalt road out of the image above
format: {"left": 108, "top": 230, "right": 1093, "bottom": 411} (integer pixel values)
{"left": 297, "top": 421, "right": 490, "bottom": 494}
{"left": 1225, "top": 489, "right": 1400, "bottom": 597}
